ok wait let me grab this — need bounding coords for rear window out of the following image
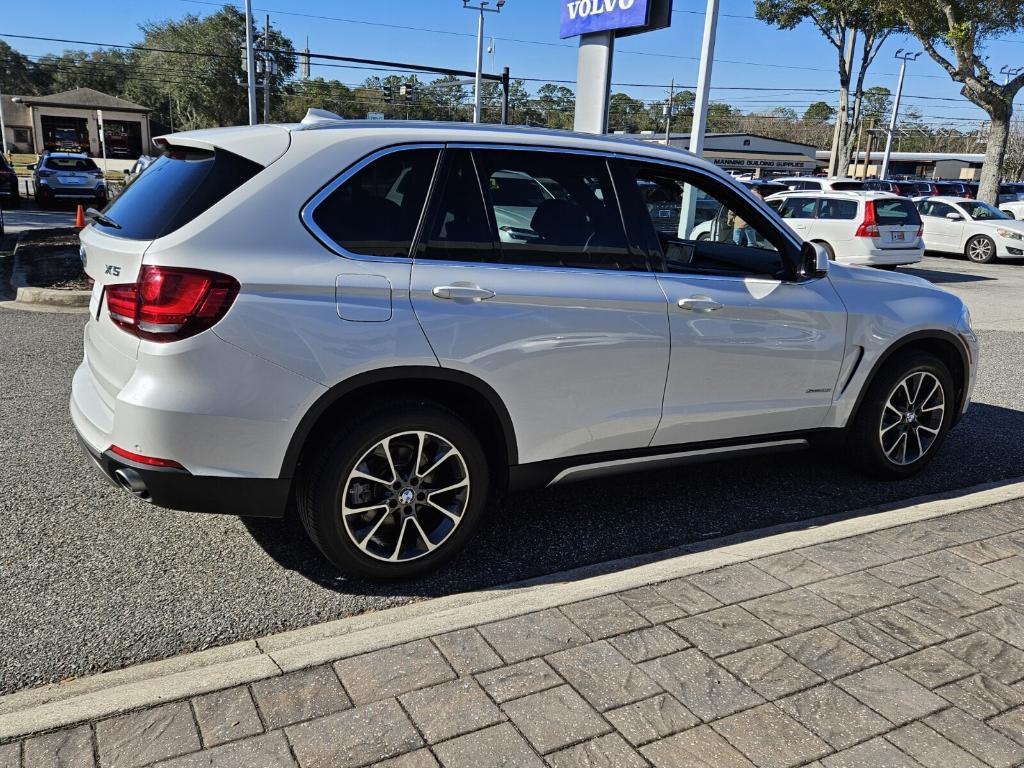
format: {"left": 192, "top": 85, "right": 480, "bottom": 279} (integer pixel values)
{"left": 874, "top": 199, "right": 921, "bottom": 226}
{"left": 829, "top": 181, "right": 865, "bottom": 191}
{"left": 94, "top": 147, "right": 262, "bottom": 239}
{"left": 44, "top": 156, "right": 98, "bottom": 172}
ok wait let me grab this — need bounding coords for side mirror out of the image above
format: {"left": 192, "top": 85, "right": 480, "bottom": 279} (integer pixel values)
{"left": 26, "top": 163, "right": 35, "bottom": 170}
{"left": 801, "top": 241, "right": 829, "bottom": 278}
{"left": 123, "top": 169, "right": 130, "bottom": 175}
{"left": 946, "top": 212, "right": 963, "bottom": 221}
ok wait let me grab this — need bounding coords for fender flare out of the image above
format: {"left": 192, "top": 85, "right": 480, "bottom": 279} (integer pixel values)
{"left": 279, "top": 366, "right": 518, "bottom": 478}
{"left": 848, "top": 329, "right": 971, "bottom": 426}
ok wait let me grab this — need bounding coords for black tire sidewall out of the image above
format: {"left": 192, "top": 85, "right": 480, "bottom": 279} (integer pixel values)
{"left": 853, "top": 351, "right": 955, "bottom": 478}
{"left": 301, "top": 403, "right": 490, "bottom": 580}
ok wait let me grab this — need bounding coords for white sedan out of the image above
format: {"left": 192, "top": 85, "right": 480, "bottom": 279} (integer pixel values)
{"left": 916, "top": 196, "right": 1024, "bottom": 263}
{"left": 1000, "top": 199, "right": 1024, "bottom": 220}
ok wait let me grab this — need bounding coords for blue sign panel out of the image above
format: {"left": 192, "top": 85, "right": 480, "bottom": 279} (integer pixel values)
{"left": 560, "top": 0, "right": 651, "bottom": 39}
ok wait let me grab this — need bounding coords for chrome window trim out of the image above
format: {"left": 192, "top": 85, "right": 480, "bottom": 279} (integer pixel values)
{"left": 299, "top": 143, "right": 444, "bottom": 264}
{"left": 300, "top": 139, "right": 804, "bottom": 266}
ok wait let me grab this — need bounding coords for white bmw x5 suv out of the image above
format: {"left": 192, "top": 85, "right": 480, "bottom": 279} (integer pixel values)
{"left": 72, "top": 114, "right": 978, "bottom": 579}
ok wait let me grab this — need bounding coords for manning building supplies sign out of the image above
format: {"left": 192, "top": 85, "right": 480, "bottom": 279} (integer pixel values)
{"left": 560, "top": 0, "right": 651, "bottom": 38}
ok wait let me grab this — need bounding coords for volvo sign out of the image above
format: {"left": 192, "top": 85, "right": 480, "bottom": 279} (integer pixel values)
{"left": 560, "top": 0, "right": 672, "bottom": 39}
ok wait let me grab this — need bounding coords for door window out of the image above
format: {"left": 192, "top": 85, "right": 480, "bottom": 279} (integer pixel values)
{"left": 624, "top": 162, "right": 789, "bottom": 279}
{"left": 778, "top": 198, "right": 819, "bottom": 219}
{"left": 418, "top": 150, "right": 495, "bottom": 262}
{"left": 471, "top": 149, "right": 641, "bottom": 271}
{"left": 817, "top": 198, "right": 858, "bottom": 220}
{"left": 312, "top": 148, "right": 439, "bottom": 258}
{"left": 919, "top": 200, "right": 954, "bottom": 218}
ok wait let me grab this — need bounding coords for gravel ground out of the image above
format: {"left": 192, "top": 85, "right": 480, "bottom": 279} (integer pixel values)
{"left": 2, "top": 260, "right": 1023, "bottom": 695}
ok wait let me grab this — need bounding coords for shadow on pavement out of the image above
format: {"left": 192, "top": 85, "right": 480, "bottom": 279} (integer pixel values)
{"left": 906, "top": 264, "right": 996, "bottom": 283}
{"left": 244, "top": 401, "right": 1024, "bottom": 598}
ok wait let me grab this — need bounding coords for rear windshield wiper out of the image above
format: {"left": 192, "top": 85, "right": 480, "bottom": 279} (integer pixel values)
{"left": 85, "top": 208, "right": 122, "bottom": 230}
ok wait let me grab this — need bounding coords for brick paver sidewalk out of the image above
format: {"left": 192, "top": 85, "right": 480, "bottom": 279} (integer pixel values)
{"left": 4, "top": 501, "right": 1024, "bottom": 768}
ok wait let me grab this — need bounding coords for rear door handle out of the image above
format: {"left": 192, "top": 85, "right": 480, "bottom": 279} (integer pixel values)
{"left": 677, "top": 296, "right": 723, "bottom": 312}
{"left": 432, "top": 285, "right": 496, "bottom": 301}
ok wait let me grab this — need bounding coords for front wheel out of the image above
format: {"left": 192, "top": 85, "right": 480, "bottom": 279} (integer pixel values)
{"left": 966, "top": 235, "right": 997, "bottom": 264}
{"left": 297, "top": 401, "right": 490, "bottom": 579}
{"left": 849, "top": 351, "right": 954, "bottom": 479}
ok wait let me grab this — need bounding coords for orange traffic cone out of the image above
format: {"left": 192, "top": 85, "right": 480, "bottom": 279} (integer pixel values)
{"left": 74, "top": 204, "right": 86, "bottom": 229}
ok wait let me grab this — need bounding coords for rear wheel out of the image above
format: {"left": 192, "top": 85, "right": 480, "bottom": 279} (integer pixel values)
{"left": 297, "top": 401, "right": 490, "bottom": 579}
{"left": 966, "top": 234, "right": 997, "bottom": 264}
{"left": 849, "top": 350, "right": 954, "bottom": 478}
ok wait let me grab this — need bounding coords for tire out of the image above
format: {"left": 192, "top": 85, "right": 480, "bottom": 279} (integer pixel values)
{"left": 297, "top": 400, "right": 491, "bottom": 580}
{"left": 965, "top": 234, "right": 997, "bottom": 264}
{"left": 849, "top": 350, "right": 954, "bottom": 479}
{"left": 814, "top": 241, "right": 836, "bottom": 261}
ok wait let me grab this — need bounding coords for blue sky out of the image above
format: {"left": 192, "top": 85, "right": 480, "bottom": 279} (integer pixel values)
{"left": 4, "top": 0, "right": 1023, "bottom": 127}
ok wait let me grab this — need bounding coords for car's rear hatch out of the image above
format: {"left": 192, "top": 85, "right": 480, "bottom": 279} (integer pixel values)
{"left": 870, "top": 197, "right": 922, "bottom": 249}
{"left": 79, "top": 125, "right": 286, "bottom": 416}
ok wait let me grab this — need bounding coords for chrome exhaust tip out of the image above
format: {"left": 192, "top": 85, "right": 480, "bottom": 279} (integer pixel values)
{"left": 113, "top": 467, "right": 149, "bottom": 499}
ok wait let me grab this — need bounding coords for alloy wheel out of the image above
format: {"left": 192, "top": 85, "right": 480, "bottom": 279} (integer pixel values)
{"left": 968, "top": 237, "right": 994, "bottom": 262}
{"left": 341, "top": 431, "right": 470, "bottom": 562}
{"left": 879, "top": 371, "right": 945, "bottom": 466}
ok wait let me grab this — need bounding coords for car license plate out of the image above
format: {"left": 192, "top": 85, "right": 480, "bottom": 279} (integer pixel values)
{"left": 58, "top": 176, "right": 84, "bottom": 185}
{"left": 892, "top": 231, "right": 905, "bottom": 241}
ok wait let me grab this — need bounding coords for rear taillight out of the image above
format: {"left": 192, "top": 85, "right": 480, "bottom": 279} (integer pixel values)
{"left": 855, "top": 200, "right": 880, "bottom": 238}
{"left": 106, "top": 266, "right": 239, "bottom": 342}
{"left": 37, "top": 170, "right": 55, "bottom": 178}
{"left": 917, "top": 223, "right": 924, "bottom": 237}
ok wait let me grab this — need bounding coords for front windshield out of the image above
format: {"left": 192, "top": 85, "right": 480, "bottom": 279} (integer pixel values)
{"left": 960, "top": 201, "right": 1009, "bottom": 221}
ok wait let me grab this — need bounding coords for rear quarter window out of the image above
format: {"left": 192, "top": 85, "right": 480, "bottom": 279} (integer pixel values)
{"left": 830, "top": 181, "right": 865, "bottom": 191}
{"left": 874, "top": 199, "right": 921, "bottom": 226}
{"left": 818, "top": 199, "right": 858, "bottom": 219}
{"left": 94, "top": 147, "right": 262, "bottom": 240}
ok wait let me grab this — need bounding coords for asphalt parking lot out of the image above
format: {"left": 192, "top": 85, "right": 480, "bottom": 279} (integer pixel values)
{"left": 1, "top": 254, "right": 1022, "bottom": 695}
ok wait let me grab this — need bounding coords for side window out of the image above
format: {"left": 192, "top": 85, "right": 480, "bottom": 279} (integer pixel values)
{"left": 778, "top": 198, "right": 818, "bottom": 219}
{"left": 799, "top": 180, "right": 823, "bottom": 191}
{"left": 418, "top": 150, "right": 495, "bottom": 262}
{"left": 626, "top": 162, "right": 787, "bottom": 279}
{"left": 473, "top": 149, "right": 641, "bottom": 271}
{"left": 923, "top": 201, "right": 952, "bottom": 218}
{"left": 312, "top": 148, "right": 439, "bottom": 258}
{"left": 818, "top": 198, "right": 858, "bottom": 220}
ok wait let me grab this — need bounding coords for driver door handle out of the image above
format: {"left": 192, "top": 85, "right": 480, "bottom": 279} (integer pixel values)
{"left": 432, "top": 285, "right": 496, "bottom": 301}
{"left": 677, "top": 296, "right": 723, "bottom": 312}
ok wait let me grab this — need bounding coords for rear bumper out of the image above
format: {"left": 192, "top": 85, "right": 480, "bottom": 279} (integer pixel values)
{"left": 76, "top": 429, "right": 290, "bottom": 518}
{"left": 836, "top": 244, "right": 923, "bottom": 267}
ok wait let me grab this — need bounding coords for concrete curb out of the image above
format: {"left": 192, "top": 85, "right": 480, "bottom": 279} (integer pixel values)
{"left": 1, "top": 477, "right": 1023, "bottom": 741}
{"left": 14, "top": 286, "right": 90, "bottom": 307}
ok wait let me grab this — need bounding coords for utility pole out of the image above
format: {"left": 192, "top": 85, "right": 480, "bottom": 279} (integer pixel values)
{"left": 244, "top": 0, "right": 257, "bottom": 125}
{"left": 827, "top": 29, "right": 856, "bottom": 177}
{"left": 852, "top": 116, "right": 866, "bottom": 178}
{"left": 263, "top": 15, "right": 271, "bottom": 124}
{"left": 0, "top": 83, "right": 7, "bottom": 156}
{"left": 689, "top": 0, "right": 720, "bottom": 157}
{"left": 500, "top": 66, "right": 510, "bottom": 125}
{"left": 461, "top": 0, "right": 505, "bottom": 124}
{"left": 664, "top": 77, "right": 675, "bottom": 144}
{"left": 880, "top": 49, "right": 920, "bottom": 181}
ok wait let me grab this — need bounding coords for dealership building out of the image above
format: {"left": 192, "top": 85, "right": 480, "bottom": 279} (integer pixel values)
{"left": 1, "top": 87, "right": 152, "bottom": 159}
{"left": 816, "top": 150, "right": 986, "bottom": 180}
{"left": 626, "top": 132, "right": 819, "bottom": 175}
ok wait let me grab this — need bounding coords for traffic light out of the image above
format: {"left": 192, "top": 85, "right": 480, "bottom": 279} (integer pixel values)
{"left": 383, "top": 87, "right": 393, "bottom": 104}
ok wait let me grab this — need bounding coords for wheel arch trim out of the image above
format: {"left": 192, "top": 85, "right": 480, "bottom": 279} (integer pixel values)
{"left": 848, "top": 328, "right": 971, "bottom": 427}
{"left": 280, "top": 366, "right": 518, "bottom": 478}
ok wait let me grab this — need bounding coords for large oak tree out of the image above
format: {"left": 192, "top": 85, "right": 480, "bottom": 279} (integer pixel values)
{"left": 899, "top": 1, "right": 1024, "bottom": 202}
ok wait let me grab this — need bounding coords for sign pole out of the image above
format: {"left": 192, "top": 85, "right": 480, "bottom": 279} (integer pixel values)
{"left": 688, "top": 0, "right": 719, "bottom": 157}
{"left": 96, "top": 109, "right": 107, "bottom": 177}
{"left": 573, "top": 31, "right": 614, "bottom": 134}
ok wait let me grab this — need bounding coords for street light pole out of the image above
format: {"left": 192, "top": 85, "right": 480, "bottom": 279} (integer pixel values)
{"left": 244, "top": 0, "right": 257, "bottom": 126}
{"left": 263, "top": 14, "right": 271, "bottom": 124}
{"left": 879, "top": 49, "right": 920, "bottom": 181}
{"left": 462, "top": 0, "right": 504, "bottom": 124}
{"left": 1000, "top": 65, "right": 1024, "bottom": 86}
{"left": 664, "top": 77, "right": 674, "bottom": 144}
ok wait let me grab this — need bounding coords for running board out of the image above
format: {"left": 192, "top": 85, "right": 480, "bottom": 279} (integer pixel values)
{"left": 546, "top": 439, "right": 810, "bottom": 487}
